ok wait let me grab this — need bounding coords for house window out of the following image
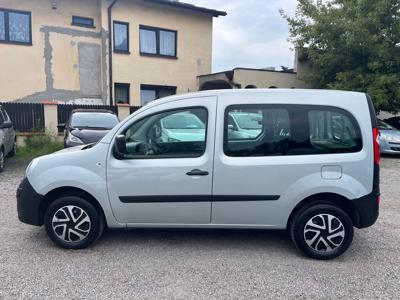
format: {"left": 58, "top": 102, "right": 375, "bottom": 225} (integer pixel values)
{"left": 139, "top": 26, "right": 177, "bottom": 58}
{"left": 140, "top": 85, "right": 176, "bottom": 106}
{"left": 72, "top": 16, "right": 95, "bottom": 28}
{"left": 115, "top": 83, "right": 130, "bottom": 104}
{"left": 0, "top": 9, "right": 32, "bottom": 45}
{"left": 113, "top": 21, "right": 129, "bottom": 53}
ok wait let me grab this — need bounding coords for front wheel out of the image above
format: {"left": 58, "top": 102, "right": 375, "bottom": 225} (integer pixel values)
{"left": 290, "top": 204, "right": 354, "bottom": 260}
{"left": 44, "top": 196, "right": 104, "bottom": 249}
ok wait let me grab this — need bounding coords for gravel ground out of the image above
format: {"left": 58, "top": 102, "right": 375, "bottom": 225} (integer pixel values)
{"left": 0, "top": 157, "right": 399, "bottom": 299}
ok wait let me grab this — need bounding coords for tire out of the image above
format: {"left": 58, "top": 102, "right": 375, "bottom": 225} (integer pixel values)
{"left": 7, "top": 139, "right": 17, "bottom": 158}
{"left": 290, "top": 204, "right": 353, "bottom": 260}
{"left": 44, "top": 196, "right": 104, "bottom": 249}
{"left": 0, "top": 148, "right": 4, "bottom": 173}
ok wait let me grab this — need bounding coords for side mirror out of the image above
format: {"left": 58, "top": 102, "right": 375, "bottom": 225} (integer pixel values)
{"left": 228, "top": 124, "right": 235, "bottom": 131}
{"left": 0, "top": 120, "right": 12, "bottom": 129}
{"left": 114, "top": 134, "right": 127, "bottom": 159}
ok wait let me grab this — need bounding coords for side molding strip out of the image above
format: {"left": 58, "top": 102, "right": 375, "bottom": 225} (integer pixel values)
{"left": 119, "top": 195, "right": 280, "bottom": 203}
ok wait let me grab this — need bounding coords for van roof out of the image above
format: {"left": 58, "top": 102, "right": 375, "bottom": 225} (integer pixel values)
{"left": 143, "top": 89, "right": 367, "bottom": 109}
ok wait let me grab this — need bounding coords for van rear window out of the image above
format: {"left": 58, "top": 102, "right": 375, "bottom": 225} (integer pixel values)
{"left": 224, "top": 104, "right": 362, "bottom": 157}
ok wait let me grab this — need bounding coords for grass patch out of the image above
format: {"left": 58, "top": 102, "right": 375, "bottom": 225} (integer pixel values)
{"left": 16, "top": 134, "right": 64, "bottom": 159}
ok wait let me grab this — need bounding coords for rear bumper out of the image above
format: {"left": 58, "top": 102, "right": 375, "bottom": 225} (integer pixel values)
{"left": 351, "top": 189, "right": 379, "bottom": 229}
{"left": 17, "top": 178, "right": 43, "bottom": 226}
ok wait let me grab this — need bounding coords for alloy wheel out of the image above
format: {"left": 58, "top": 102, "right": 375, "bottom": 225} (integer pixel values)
{"left": 52, "top": 205, "right": 91, "bottom": 243}
{"left": 303, "top": 213, "right": 345, "bottom": 253}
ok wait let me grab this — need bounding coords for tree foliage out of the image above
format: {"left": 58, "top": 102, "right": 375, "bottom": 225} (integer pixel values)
{"left": 282, "top": 0, "right": 400, "bottom": 112}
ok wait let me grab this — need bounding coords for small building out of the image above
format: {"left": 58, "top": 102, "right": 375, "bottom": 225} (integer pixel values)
{"left": 198, "top": 50, "right": 310, "bottom": 90}
{"left": 0, "top": 0, "right": 226, "bottom": 106}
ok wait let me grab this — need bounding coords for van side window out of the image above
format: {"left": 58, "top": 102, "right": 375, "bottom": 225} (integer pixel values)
{"left": 224, "top": 107, "right": 291, "bottom": 156}
{"left": 308, "top": 110, "right": 360, "bottom": 152}
{"left": 123, "top": 107, "right": 207, "bottom": 158}
{"left": 224, "top": 105, "right": 362, "bottom": 157}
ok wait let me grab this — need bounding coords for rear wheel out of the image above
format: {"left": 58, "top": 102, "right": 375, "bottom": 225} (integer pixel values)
{"left": 290, "top": 204, "right": 353, "bottom": 260}
{"left": 44, "top": 196, "right": 104, "bottom": 249}
{"left": 7, "top": 139, "right": 17, "bottom": 158}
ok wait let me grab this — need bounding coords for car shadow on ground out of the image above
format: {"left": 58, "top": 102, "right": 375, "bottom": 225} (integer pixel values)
{"left": 95, "top": 227, "right": 297, "bottom": 255}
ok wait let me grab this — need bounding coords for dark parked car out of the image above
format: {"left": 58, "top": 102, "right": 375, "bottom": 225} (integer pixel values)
{"left": 0, "top": 105, "right": 16, "bottom": 172}
{"left": 59, "top": 109, "right": 119, "bottom": 148}
{"left": 384, "top": 116, "right": 400, "bottom": 130}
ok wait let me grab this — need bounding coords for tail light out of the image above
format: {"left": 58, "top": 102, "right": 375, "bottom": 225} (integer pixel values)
{"left": 373, "top": 127, "right": 380, "bottom": 165}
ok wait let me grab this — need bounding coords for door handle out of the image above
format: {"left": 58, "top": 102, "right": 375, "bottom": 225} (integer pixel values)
{"left": 186, "top": 169, "right": 209, "bottom": 176}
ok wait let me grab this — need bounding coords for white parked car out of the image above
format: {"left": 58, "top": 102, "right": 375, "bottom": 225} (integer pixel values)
{"left": 0, "top": 105, "right": 16, "bottom": 172}
{"left": 17, "top": 89, "right": 380, "bottom": 260}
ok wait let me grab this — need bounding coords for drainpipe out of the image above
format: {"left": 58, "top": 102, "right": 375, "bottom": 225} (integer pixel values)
{"left": 108, "top": 0, "right": 119, "bottom": 105}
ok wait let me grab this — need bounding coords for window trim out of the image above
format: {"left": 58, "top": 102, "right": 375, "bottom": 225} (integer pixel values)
{"left": 113, "top": 20, "right": 130, "bottom": 54}
{"left": 115, "top": 106, "right": 209, "bottom": 160}
{"left": 139, "top": 25, "right": 177, "bottom": 59}
{"left": 0, "top": 8, "right": 32, "bottom": 46}
{"left": 114, "top": 82, "right": 130, "bottom": 104}
{"left": 72, "top": 15, "right": 95, "bottom": 28}
{"left": 223, "top": 104, "right": 363, "bottom": 157}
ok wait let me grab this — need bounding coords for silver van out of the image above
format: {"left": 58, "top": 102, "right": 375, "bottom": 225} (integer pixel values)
{"left": 0, "top": 105, "right": 16, "bottom": 172}
{"left": 17, "top": 90, "right": 380, "bottom": 259}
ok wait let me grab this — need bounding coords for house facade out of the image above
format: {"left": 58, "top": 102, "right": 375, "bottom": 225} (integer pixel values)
{"left": 0, "top": 0, "right": 225, "bottom": 105}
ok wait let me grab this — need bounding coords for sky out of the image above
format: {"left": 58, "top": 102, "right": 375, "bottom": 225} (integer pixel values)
{"left": 187, "top": 0, "right": 298, "bottom": 73}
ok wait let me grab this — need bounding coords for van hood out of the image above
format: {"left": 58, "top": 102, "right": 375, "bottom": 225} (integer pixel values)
{"left": 55, "top": 144, "right": 88, "bottom": 154}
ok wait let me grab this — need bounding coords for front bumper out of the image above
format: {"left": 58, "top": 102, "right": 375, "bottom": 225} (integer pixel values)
{"left": 380, "top": 140, "right": 400, "bottom": 154}
{"left": 17, "top": 178, "right": 44, "bottom": 226}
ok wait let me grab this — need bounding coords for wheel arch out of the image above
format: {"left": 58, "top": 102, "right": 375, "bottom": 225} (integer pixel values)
{"left": 286, "top": 193, "right": 357, "bottom": 229}
{"left": 40, "top": 186, "right": 107, "bottom": 226}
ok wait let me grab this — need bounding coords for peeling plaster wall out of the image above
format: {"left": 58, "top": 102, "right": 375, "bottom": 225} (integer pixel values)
{"left": 0, "top": 0, "right": 215, "bottom": 105}
{"left": 0, "top": 0, "right": 103, "bottom": 103}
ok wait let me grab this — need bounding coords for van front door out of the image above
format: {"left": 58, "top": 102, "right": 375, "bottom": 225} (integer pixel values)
{"left": 107, "top": 97, "right": 216, "bottom": 225}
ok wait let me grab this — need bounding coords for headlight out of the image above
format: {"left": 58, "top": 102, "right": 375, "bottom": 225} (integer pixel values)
{"left": 381, "top": 134, "right": 397, "bottom": 142}
{"left": 67, "top": 133, "right": 83, "bottom": 144}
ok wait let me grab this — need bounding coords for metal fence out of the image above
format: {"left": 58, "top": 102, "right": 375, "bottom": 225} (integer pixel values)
{"left": 1, "top": 102, "right": 45, "bottom": 132}
{"left": 1, "top": 102, "right": 141, "bottom": 133}
{"left": 130, "top": 106, "right": 141, "bottom": 115}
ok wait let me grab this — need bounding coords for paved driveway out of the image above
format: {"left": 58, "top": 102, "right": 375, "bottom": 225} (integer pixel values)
{"left": 0, "top": 157, "right": 399, "bottom": 299}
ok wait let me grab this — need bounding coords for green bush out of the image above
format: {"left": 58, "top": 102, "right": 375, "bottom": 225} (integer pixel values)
{"left": 16, "top": 134, "right": 63, "bottom": 159}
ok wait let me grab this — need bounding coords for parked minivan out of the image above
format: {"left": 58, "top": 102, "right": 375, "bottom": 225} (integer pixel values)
{"left": 0, "top": 105, "right": 16, "bottom": 172}
{"left": 17, "top": 90, "right": 380, "bottom": 259}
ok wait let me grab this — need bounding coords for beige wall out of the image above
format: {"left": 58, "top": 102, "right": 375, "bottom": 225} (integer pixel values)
{"left": 0, "top": 0, "right": 214, "bottom": 105}
{"left": 198, "top": 68, "right": 310, "bottom": 91}
{"left": 111, "top": 0, "right": 213, "bottom": 105}
{"left": 0, "top": 0, "right": 102, "bottom": 102}
{"left": 234, "top": 69, "right": 309, "bottom": 89}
